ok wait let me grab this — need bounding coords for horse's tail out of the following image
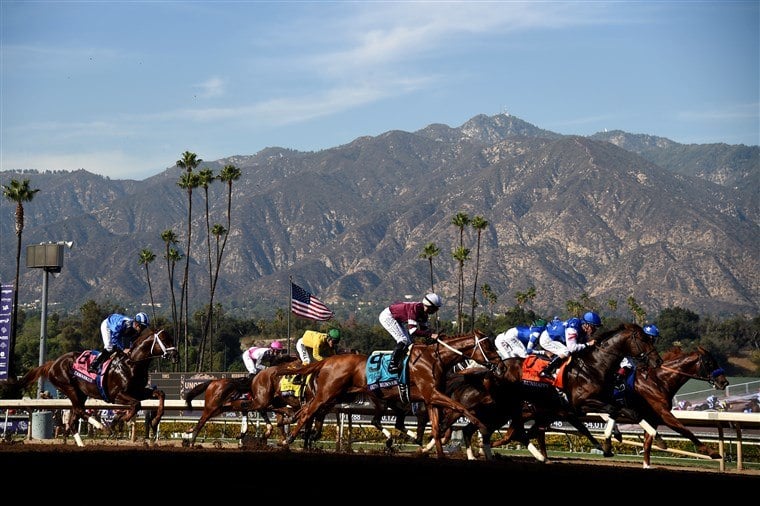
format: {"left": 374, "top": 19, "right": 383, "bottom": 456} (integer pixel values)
{"left": 15, "top": 362, "right": 54, "bottom": 396}
{"left": 183, "top": 380, "right": 213, "bottom": 410}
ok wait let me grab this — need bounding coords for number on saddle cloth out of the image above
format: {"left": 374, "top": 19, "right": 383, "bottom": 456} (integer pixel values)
{"left": 366, "top": 351, "right": 408, "bottom": 389}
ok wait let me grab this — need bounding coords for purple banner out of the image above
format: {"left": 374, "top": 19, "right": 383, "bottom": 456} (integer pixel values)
{"left": 0, "top": 283, "right": 13, "bottom": 380}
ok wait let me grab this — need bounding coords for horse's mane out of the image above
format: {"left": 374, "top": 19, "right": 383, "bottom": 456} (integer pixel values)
{"left": 594, "top": 323, "right": 639, "bottom": 342}
{"left": 661, "top": 346, "right": 684, "bottom": 361}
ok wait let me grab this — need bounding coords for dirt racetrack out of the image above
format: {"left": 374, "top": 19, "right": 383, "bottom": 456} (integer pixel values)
{"left": 2, "top": 440, "right": 757, "bottom": 497}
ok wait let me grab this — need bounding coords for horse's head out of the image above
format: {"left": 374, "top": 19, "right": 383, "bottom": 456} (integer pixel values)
{"left": 435, "top": 330, "right": 505, "bottom": 375}
{"left": 131, "top": 327, "right": 179, "bottom": 364}
{"left": 596, "top": 323, "right": 662, "bottom": 370}
{"left": 695, "top": 346, "right": 729, "bottom": 390}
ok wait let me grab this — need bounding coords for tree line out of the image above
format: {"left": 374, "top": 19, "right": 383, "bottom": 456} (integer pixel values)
{"left": 5, "top": 155, "right": 760, "bottom": 386}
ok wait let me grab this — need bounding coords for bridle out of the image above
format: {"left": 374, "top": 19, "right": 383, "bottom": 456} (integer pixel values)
{"left": 661, "top": 351, "right": 725, "bottom": 386}
{"left": 131, "top": 329, "right": 177, "bottom": 363}
{"left": 433, "top": 334, "right": 499, "bottom": 372}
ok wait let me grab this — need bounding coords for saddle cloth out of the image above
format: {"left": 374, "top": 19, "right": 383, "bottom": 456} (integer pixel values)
{"left": 521, "top": 354, "right": 567, "bottom": 389}
{"left": 365, "top": 351, "right": 409, "bottom": 391}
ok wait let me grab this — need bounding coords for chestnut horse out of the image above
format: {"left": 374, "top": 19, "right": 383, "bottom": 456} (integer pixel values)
{"left": 280, "top": 331, "right": 504, "bottom": 458}
{"left": 182, "top": 355, "right": 324, "bottom": 447}
{"left": 17, "top": 327, "right": 178, "bottom": 446}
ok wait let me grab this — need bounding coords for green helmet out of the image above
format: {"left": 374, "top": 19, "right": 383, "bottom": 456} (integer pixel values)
{"left": 328, "top": 328, "right": 341, "bottom": 341}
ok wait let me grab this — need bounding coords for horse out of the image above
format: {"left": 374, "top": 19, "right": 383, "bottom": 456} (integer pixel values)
{"left": 279, "top": 331, "right": 505, "bottom": 458}
{"left": 182, "top": 355, "right": 325, "bottom": 447}
{"left": 448, "top": 323, "right": 662, "bottom": 459}
{"left": 609, "top": 345, "right": 729, "bottom": 468}
{"left": 415, "top": 368, "right": 605, "bottom": 461}
{"left": 17, "top": 326, "right": 178, "bottom": 446}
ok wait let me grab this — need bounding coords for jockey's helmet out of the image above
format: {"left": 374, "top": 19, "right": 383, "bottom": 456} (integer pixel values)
{"left": 328, "top": 328, "right": 341, "bottom": 341}
{"left": 134, "top": 312, "right": 150, "bottom": 328}
{"left": 643, "top": 324, "right": 659, "bottom": 338}
{"left": 423, "top": 293, "right": 442, "bottom": 309}
{"left": 270, "top": 340, "right": 284, "bottom": 350}
{"left": 582, "top": 311, "right": 601, "bottom": 327}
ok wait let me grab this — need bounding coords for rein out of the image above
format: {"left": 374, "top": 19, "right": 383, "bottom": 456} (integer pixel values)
{"left": 130, "top": 329, "right": 176, "bottom": 363}
{"left": 660, "top": 359, "right": 724, "bottom": 385}
{"left": 434, "top": 335, "right": 496, "bottom": 371}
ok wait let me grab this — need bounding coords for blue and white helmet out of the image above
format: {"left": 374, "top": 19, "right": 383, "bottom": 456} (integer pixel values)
{"left": 643, "top": 323, "right": 659, "bottom": 338}
{"left": 134, "top": 312, "right": 150, "bottom": 327}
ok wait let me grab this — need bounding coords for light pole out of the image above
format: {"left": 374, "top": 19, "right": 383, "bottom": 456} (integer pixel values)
{"left": 26, "top": 241, "right": 73, "bottom": 397}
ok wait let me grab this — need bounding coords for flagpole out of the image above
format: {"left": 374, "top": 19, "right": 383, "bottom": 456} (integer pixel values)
{"left": 288, "top": 275, "right": 292, "bottom": 355}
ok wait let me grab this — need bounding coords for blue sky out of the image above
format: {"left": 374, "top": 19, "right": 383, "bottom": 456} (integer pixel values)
{"left": 1, "top": 1, "right": 758, "bottom": 180}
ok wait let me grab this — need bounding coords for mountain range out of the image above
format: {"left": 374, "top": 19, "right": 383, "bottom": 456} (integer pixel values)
{"left": 1, "top": 113, "right": 758, "bottom": 322}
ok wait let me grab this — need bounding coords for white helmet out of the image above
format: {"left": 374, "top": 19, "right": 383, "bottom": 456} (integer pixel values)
{"left": 423, "top": 293, "right": 442, "bottom": 308}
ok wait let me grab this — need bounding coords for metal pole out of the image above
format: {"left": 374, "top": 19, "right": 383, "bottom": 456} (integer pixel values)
{"left": 37, "top": 269, "right": 49, "bottom": 398}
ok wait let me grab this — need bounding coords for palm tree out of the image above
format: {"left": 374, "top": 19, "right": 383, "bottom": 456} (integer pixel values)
{"left": 469, "top": 215, "right": 488, "bottom": 331}
{"left": 195, "top": 167, "right": 216, "bottom": 371}
{"left": 197, "top": 164, "right": 241, "bottom": 371}
{"left": 138, "top": 249, "right": 157, "bottom": 323}
{"left": 451, "top": 212, "right": 470, "bottom": 332}
{"left": 418, "top": 242, "right": 440, "bottom": 292}
{"left": 176, "top": 151, "right": 202, "bottom": 371}
{"left": 2, "top": 179, "right": 39, "bottom": 380}
{"left": 452, "top": 245, "right": 471, "bottom": 332}
{"left": 160, "top": 229, "right": 180, "bottom": 336}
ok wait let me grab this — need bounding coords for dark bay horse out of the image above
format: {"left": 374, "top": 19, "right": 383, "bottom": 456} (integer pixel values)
{"left": 182, "top": 356, "right": 324, "bottom": 447}
{"left": 470, "top": 323, "right": 663, "bottom": 458}
{"left": 280, "top": 331, "right": 504, "bottom": 458}
{"left": 416, "top": 370, "right": 604, "bottom": 461}
{"left": 610, "top": 346, "right": 729, "bottom": 468}
{"left": 17, "top": 327, "right": 178, "bottom": 446}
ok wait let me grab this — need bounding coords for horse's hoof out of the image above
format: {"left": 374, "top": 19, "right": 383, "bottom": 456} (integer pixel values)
{"left": 603, "top": 450, "right": 614, "bottom": 458}
{"left": 709, "top": 452, "right": 721, "bottom": 459}
{"left": 385, "top": 438, "right": 394, "bottom": 450}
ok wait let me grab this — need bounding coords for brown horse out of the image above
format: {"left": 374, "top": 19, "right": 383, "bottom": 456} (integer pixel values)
{"left": 493, "top": 346, "right": 729, "bottom": 466}
{"left": 17, "top": 327, "right": 178, "bottom": 446}
{"left": 182, "top": 355, "right": 325, "bottom": 447}
{"left": 476, "top": 323, "right": 663, "bottom": 458}
{"left": 610, "top": 346, "right": 729, "bottom": 468}
{"left": 416, "top": 369, "right": 605, "bottom": 460}
{"left": 280, "top": 331, "right": 504, "bottom": 458}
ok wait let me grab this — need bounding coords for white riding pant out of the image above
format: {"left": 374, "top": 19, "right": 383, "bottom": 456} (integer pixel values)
{"left": 494, "top": 328, "right": 527, "bottom": 360}
{"left": 242, "top": 353, "right": 264, "bottom": 374}
{"left": 295, "top": 338, "right": 314, "bottom": 364}
{"left": 100, "top": 320, "right": 114, "bottom": 352}
{"left": 538, "top": 332, "right": 569, "bottom": 359}
{"left": 379, "top": 307, "right": 411, "bottom": 345}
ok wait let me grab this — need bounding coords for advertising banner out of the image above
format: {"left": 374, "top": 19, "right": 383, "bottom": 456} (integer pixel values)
{"left": 0, "top": 283, "right": 13, "bottom": 380}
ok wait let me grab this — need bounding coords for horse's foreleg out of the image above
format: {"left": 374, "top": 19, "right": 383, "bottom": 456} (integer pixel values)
{"left": 643, "top": 433, "right": 654, "bottom": 469}
{"left": 150, "top": 388, "right": 166, "bottom": 432}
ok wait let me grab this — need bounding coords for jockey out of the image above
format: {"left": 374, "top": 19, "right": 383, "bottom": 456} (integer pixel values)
{"left": 88, "top": 312, "right": 149, "bottom": 373}
{"left": 294, "top": 329, "right": 340, "bottom": 385}
{"left": 379, "top": 293, "right": 441, "bottom": 374}
{"left": 242, "top": 341, "right": 285, "bottom": 377}
{"left": 613, "top": 323, "right": 659, "bottom": 391}
{"left": 538, "top": 311, "right": 600, "bottom": 378}
{"left": 296, "top": 328, "right": 341, "bottom": 365}
{"left": 494, "top": 319, "right": 547, "bottom": 360}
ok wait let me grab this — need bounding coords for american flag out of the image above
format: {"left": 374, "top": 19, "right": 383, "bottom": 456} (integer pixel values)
{"left": 291, "top": 282, "right": 334, "bottom": 321}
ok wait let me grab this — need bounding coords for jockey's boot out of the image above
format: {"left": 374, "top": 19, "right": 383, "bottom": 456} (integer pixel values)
{"left": 613, "top": 372, "right": 626, "bottom": 392}
{"left": 88, "top": 349, "right": 112, "bottom": 374}
{"left": 388, "top": 342, "right": 407, "bottom": 374}
{"left": 539, "top": 355, "right": 562, "bottom": 378}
